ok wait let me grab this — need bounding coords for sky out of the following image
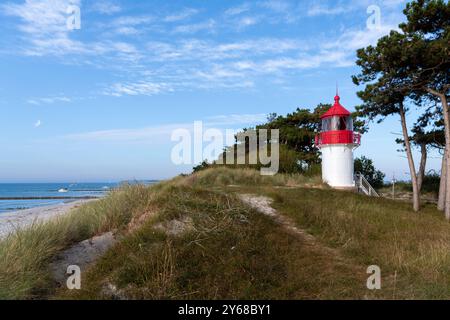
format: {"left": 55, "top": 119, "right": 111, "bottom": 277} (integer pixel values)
{"left": 0, "top": 0, "right": 443, "bottom": 182}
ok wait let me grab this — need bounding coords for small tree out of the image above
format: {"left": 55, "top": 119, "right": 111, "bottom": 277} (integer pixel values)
{"left": 193, "top": 160, "right": 211, "bottom": 173}
{"left": 354, "top": 156, "right": 386, "bottom": 189}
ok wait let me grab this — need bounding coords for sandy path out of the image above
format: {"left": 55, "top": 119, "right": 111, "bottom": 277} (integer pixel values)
{"left": 0, "top": 200, "right": 96, "bottom": 239}
{"left": 239, "top": 194, "right": 345, "bottom": 259}
{"left": 239, "top": 194, "right": 316, "bottom": 243}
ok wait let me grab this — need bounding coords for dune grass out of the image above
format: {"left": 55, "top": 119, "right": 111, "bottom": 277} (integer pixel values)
{"left": 60, "top": 184, "right": 367, "bottom": 300}
{"left": 2, "top": 167, "right": 450, "bottom": 300}
{"left": 251, "top": 187, "right": 450, "bottom": 299}
{"left": 172, "top": 167, "right": 324, "bottom": 188}
{"left": 0, "top": 184, "right": 153, "bottom": 299}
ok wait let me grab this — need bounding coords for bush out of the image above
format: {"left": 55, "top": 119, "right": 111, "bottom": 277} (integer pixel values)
{"left": 354, "top": 156, "right": 385, "bottom": 189}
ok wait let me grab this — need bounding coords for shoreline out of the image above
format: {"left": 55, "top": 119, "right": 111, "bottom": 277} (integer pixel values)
{"left": 0, "top": 199, "right": 97, "bottom": 239}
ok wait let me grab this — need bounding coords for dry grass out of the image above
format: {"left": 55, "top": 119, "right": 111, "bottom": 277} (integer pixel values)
{"left": 260, "top": 187, "right": 450, "bottom": 299}
{"left": 3, "top": 167, "right": 450, "bottom": 300}
{"left": 0, "top": 184, "right": 153, "bottom": 299}
{"left": 172, "top": 167, "right": 324, "bottom": 188}
{"left": 60, "top": 185, "right": 367, "bottom": 300}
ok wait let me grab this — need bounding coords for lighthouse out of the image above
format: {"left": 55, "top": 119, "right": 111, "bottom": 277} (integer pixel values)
{"left": 315, "top": 94, "right": 361, "bottom": 189}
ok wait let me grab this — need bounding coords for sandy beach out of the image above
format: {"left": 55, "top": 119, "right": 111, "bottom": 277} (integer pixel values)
{"left": 0, "top": 200, "right": 95, "bottom": 239}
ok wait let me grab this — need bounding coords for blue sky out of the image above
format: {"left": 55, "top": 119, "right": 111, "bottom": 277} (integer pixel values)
{"left": 0, "top": 0, "right": 442, "bottom": 182}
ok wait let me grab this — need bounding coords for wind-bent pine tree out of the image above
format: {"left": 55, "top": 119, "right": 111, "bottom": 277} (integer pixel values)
{"left": 353, "top": 0, "right": 449, "bottom": 214}
{"left": 352, "top": 32, "right": 422, "bottom": 212}
{"left": 399, "top": 0, "right": 450, "bottom": 217}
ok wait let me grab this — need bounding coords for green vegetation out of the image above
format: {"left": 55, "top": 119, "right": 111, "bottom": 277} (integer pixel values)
{"left": 266, "top": 188, "right": 450, "bottom": 299}
{"left": 0, "top": 184, "right": 152, "bottom": 299}
{"left": 61, "top": 180, "right": 364, "bottom": 300}
{"left": 353, "top": 0, "right": 449, "bottom": 214}
{"left": 1, "top": 167, "right": 450, "bottom": 300}
{"left": 380, "top": 172, "right": 441, "bottom": 202}
{"left": 354, "top": 156, "right": 386, "bottom": 189}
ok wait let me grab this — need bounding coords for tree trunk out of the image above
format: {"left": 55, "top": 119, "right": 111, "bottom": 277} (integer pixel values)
{"left": 438, "top": 149, "right": 447, "bottom": 211}
{"left": 417, "top": 143, "right": 427, "bottom": 193}
{"left": 399, "top": 102, "right": 420, "bottom": 212}
{"left": 427, "top": 88, "right": 450, "bottom": 220}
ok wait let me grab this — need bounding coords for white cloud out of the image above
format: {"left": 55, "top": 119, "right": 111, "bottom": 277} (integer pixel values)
{"left": 91, "top": 1, "right": 121, "bottom": 15}
{"left": 1, "top": 0, "right": 92, "bottom": 57}
{"left": 206, "top": 114, "right": 267, "bottom": 126}
{"left": 164, "top": 8, "right": 199, "bottom": 22}
{"left": 34, "top": 120, "right": 42, "bottom": 128}
{"left": 224, "top": 3, "right": 251, "bottom": 16}
{"left": 2, "top": 0, "right": 405, "bottom": 98}
{"left": 307, "top": 4, "right": 353, "bottom": 17}
{"left": 64, "top": 113, "right": 267, "bottom": 143}
{"left": 115, "top": 26, "right": 140, "bottom": 35}
{"left": 104, "top": 81, "right": 173, "bottom": 97}
{"left": 27, "top": 96, "right": 72, "bottom": 105}
{"left": 260, "top": 0, "right": 290, "bottom": 13}
{"left": 173, "top": 19, "right": 216, "bottom": 34}
{"left": 145, "top": 38, "right": 305, "bottom": 62}
{"left": 324, "top": 24, "right": 400, "bottom": 52}
{"left": 113, "top": 15, "right": 154, "bottom": 26}
{"left": 237, "top": 16, "right": 259, "bottom": 28}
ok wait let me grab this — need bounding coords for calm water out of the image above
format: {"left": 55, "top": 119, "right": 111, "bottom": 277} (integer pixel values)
{"left": 0, "top": 183, "right": 118, "bottom": 213}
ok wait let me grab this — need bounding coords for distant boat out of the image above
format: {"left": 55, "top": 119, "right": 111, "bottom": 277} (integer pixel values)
{"left": 102, "top": 186, "right": 110, "bottom": 190}
{"left": 58, "top": 188, "right": 69, "bottom": 193}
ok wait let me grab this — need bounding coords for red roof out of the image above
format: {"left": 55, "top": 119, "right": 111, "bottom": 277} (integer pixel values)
{"left": 320, "top": 95, "right": 351, "bottom": 119}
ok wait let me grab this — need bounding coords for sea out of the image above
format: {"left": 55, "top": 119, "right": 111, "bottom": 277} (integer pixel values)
{"left": 0, "top": 183, "right": 119, "bottom": 214}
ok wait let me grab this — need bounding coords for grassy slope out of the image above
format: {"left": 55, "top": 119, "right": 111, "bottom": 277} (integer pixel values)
{"left": 264, "top": 188, "right": 450, "bottom": 299}
{"left": 2, "top": 167, "right": 450, "bottom": 299}
{"left": 0, "top": 184, "right": 152, "bottom": 299}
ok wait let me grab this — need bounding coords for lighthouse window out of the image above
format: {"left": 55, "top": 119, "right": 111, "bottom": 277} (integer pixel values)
{"left": 322, "top": 118, "right": 331, "bottom": 131}
{"left": 322, "top": 116, "right": 353, "bottom": 131}
{"left": 338, "top": 117, "right": 347, "bottom": 130}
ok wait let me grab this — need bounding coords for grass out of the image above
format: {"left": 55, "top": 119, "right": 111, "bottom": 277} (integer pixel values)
{"left": 172, "top": 166, "right": 324, "bottom": 188}
{"left": 243, "top": 187, "right": 450, "bottom": 299}
{"left": 60, "top": 184, "right": 366, "bottom": 300}
{"left": 1, "top": 167, "right": 450, "bottom": 299}
{"left": 0, "top": 184, "right": 153, "bottom": 299}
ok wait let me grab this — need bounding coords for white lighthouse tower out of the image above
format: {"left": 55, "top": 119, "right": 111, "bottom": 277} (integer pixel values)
{"left": 315, "top": 93, "right": 361, "bottom": 189}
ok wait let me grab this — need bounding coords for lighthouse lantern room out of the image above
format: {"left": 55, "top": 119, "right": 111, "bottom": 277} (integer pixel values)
{"left": 315, "top": 94, "right": 361, "bottom": 189}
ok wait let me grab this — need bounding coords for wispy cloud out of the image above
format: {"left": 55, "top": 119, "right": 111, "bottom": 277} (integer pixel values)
{"left": 236, "top": 16, "right": 259, "bottom": 28}
{"left": 224, "top": 3, "right": 251, "bottom": 16}
{"left": 260, "top": 0, "right": 290, "bottom": 12}
{"left": 2, "top": 0, "right": 83, "bottom": 56}
{"left": 34, "top": 120, "right": 42, "bottom": 128}
{"left": 173, "top": 19, "right": 216, "bottom": 34}
{"left": 103, "top": 81, "right": 173, "bottom": 97}
{"left": 164, "top": 8, "right": 199, "bottom": 22}
{"left": 91, "top": 1, "right": 121, "bottom": 15}
{"left": 64, "top": 113, "right": 267, "bottom": 143}
{"left": 307, "top": 4, "right": 353, "bottom": 17}
{"left": 113, "top": 15, "right": 154, "bottom": 26}
{"left": 27, "top": 96, "right": 72, "bottom": 105}
{"left": 2, "top": 0, "right": 405, "bottom": 98}
{"left": 206, "top": 114, "right": 267, "bottom": 126}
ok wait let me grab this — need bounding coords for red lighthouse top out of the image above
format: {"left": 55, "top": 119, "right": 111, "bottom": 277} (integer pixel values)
{"left": 320, "top": 95, "right": 351, "bottom": 119}
{"left": 314, "top": 93, "right": 360, "bottom": 147}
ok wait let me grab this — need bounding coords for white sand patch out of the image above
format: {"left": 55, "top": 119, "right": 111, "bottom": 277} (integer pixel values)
{"left": 50, "top": 231, "right": 118, "bottom": 286}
